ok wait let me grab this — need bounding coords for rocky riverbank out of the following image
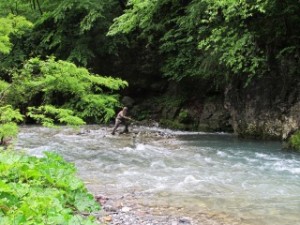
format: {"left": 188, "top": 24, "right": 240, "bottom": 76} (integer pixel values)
{"left": 91, "top": 192, "right": 246, "bottom": 225}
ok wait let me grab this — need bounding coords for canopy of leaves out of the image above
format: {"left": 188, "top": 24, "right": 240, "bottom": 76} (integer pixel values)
{"left": 0, "top": 0, "right": 123, "bottom": 67}
{"left": 1, "top": 0, "right": 299, "bottom": 87}
{"left": 109, "top": 0, "right": 300, "bottom": 85}
{"left": 0, "top": 5, "right": 128, "bottom": 142}
{"left": 0, "top": 14, "right": 32, "bottom": 54}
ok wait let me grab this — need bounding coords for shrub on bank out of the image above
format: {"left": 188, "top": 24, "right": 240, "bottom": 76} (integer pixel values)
{"left": 0, "top": 150, "right": 100, "bottom": 225}
{"left": 289, "top": 131, "right": 300, "bottom": 151}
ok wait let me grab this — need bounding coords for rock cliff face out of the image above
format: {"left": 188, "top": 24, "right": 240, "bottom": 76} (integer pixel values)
{"left": 181, "top": 98, "right": 232, "bottom": 132}
{"left": 224, "top": 77, "right": 300, "bottom": 140}
{"left": 126, "top": 76, "right": 300, "bottom": 141}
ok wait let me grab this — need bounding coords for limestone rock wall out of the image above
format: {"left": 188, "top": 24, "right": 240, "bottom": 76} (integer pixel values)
{"left": 224, "top": 78, "right": 300, "bottom": 140}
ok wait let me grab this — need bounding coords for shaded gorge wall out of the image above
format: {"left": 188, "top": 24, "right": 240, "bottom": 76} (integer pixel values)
{"left": 118, "top": 74, "right": 300, "bottom": 147}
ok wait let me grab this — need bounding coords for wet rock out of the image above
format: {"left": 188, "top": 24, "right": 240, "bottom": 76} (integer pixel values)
{"left": 76, "top": 129, "right": 91, "bottom": 135}
{"left": 121, "top": 206, "right": 132, "bottom": 212}
{"left": 0, "top": 137, "right": 13, "bottom": 147}
{"left": 224, "top": 78, "right": 300, "bottom": 140}
{"left": 103, "top": 205, "right": 118, "bottom": 213}
{"left": 103, "top": 215, "right": 113, "bottom": 222}
{"left": 179, "top": 217, "right": 192, "bottom": 224}
{"left": 95, "top": 194, "right": 109, "bottom": 205}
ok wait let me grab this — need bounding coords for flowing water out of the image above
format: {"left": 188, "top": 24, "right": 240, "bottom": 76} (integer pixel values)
{"left": 16, "top": 125, "right": 300, "bottom": 225}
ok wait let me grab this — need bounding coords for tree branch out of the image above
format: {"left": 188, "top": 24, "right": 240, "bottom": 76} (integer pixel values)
{"left": 36, "top": 0, "right": 43, "bottom": 15}
{"left": 0, "top": 85, "right": 11, "bottom": 103}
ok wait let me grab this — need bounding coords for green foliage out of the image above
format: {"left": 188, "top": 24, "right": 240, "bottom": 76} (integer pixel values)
{"left": 0, "top": 105, "right": 23, "bottom": 123}
{"left": 0, "top": 80, "right": 9, "bottom": 93}
{"left": 0, "top": 0, "right": 123, "bottom": 72}
{"left": 197, "top": 0, "right": 268, "bottom": 82}
{"left": 6, "top": 57, "right": 127, "bottom": 124}
{"left": 0, "top": 150, "right": 100, "bottom": 224}
{"left": 0, "top": 123, "right": 19, "bottom": 142}
{"left": 0, "top": 105, "right": 23, "bottom": 141}
{"left": 1, "top": 0, "right": 299, "bottom": 88}
{"left": 0, "top": 0, "right": 33, "bottom": 18}
{"left": 27, "top": 105, "right": 85, "bottom": 127}
{"left": 0, "top": 14, "right": 32, "bottom": 54}
{"left": 0, "top": 7, "right": 127, "bottom": 140}
{"left": 178, "top": 109, "right": 189, "bottom": 123}
{"left": 108, "top": 0, "right": 157, "bottom": 36}
{"left": 109, "top": 0, "right": 300, "bottom": 86}
{"left": 25, "top": 0, "right": 119, "bottom": 66}
{"left": 73, "top": 94, "right": 118, "bottom": 123}
{"left": 108, "top": 0, "right": 228, "bottom": 81}
{"left": 289, "top": 131, "right": 300, "bottom": 151}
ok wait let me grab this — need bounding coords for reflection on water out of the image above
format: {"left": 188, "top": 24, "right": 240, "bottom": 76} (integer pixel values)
{"left": 17, "top": 125, "right": 300, "bottom": 225}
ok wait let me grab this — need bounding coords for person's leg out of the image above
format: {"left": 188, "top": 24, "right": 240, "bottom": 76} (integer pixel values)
{"left": 111, "top": 119, "right": 121, "bottom": 134}
{"left": 121, "top": 121, "right": 129, "bottom": 133}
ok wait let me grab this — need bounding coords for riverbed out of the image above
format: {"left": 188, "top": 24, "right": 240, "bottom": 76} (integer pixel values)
{"left": 16, "top": 125, "right": 300, "bottom": 225}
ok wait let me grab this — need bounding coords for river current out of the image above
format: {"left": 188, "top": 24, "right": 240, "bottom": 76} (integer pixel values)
{"left": 16, "top": 125, "right": 300, "bottom": 225}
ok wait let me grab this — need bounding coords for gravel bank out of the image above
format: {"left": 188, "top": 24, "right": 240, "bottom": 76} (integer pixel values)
{"left": 92, "top": 192, "right": 245, "bottom": 225}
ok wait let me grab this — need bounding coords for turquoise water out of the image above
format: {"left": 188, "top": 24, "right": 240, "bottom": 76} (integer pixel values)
{"left": 17, "top": 126, "right": 300, "bottom": 225}
{"left": 172, "top": 134, "right": 300, "bottom": 225}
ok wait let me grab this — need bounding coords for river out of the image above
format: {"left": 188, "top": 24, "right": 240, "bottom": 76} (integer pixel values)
{"left": 16, "top": 125, "right": 300, "bottom": 225}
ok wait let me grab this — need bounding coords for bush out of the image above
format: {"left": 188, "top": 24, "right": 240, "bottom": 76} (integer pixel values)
{"left": 178, "top": 109, "right": 189, "bottom": 123}
{"left": 0, "top": 105, "right": 23, "bottom": 145}
{"left": 0, "top": 151, "right": 100, "bottom": 225}
{"left": 289, "top": 131, "right": 300, "bottom": 151}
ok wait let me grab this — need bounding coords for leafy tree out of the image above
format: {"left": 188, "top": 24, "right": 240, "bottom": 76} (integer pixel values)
{"left": 0, "top": 12, "right": 128, "bottom": 144}
{"left": 0, "top": 0, "right": 131, "bottom": 95}
{"left": 108, "top": 0, "right": 300, "bottom": 85}
{"left": 197, "top": 0, "right": 268, "bottom": 81}
{"left": 4, "top": 57, "right": 128, "bottom": 125}
{"left": 0, "top": 0, "right": 32, "bottom": 17}
{"left": 0, "top": 14, "right": 32, "bottom": 54}
{"left": 0, "top": 12, "right": 33, "bottom": 84}
{"left": 0, "top": 14, "right": 31, "bottom": 144}
{"left": 0, "top": 0, "right": 124, "bottom": 66}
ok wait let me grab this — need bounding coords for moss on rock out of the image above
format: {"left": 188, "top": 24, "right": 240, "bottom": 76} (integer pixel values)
{"left": 288, "top": 131, "right": 300, "bottom": 151}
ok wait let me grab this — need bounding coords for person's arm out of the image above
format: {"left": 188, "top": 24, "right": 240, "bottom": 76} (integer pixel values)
{"left": 122, "top": 114, "right": 132, "bottom": 120}
{"left": 120, "top": 111, "right": 133, "bottom": 121}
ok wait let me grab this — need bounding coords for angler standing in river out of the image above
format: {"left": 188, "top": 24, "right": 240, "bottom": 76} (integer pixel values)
{"left": 111, "top": 107, "right": 133, "bottom": 135}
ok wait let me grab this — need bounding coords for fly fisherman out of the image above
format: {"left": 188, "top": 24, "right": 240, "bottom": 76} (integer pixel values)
{"left": 111, "top": 107, "right": 133, "bottom": 135}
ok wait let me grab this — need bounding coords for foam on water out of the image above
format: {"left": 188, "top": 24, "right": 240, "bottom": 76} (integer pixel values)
{"left": 16, "top": 125, "right": 300, "bottom": 225}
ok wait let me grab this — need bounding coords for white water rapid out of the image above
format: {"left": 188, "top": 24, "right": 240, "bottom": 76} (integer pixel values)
{"left": 16, "top": 125, "right": 300, "bottom": 225}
